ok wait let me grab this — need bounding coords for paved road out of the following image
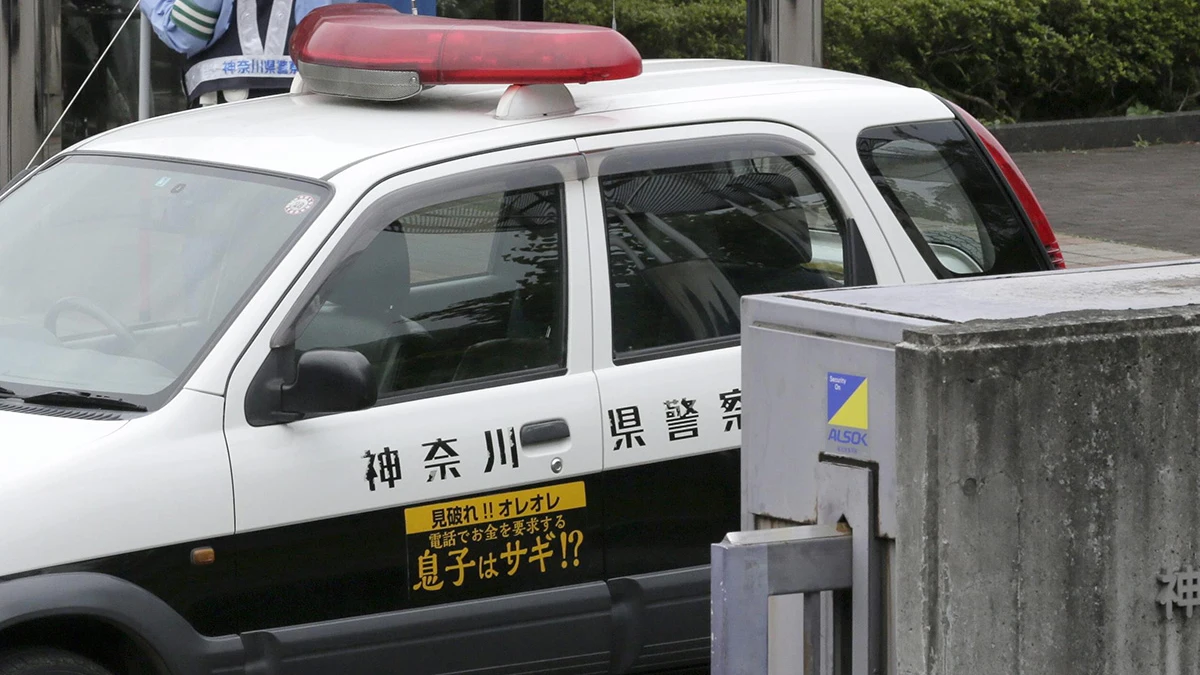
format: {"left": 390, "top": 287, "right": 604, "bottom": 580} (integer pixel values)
{"left": 1013, "top": 143, "right": 1200, "bottom": 264}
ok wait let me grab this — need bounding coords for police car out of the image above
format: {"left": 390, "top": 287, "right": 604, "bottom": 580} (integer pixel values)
{"left": 0, "top": 5, "right": 1063, "bottom": 675}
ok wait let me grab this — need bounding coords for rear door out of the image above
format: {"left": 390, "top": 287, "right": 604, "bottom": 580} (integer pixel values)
{"left": 221, "top": 143, "right": 611, "bottom": 674}
{"left": 576, "top": 121, "right": 904, "bottom": 670}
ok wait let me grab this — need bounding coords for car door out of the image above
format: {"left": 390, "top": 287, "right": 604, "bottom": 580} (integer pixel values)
{"left": 577, "top": 122, "right": 904, "bottom": 670}
{"left": 221, "top": 143, "right": 610, "bottom": 674}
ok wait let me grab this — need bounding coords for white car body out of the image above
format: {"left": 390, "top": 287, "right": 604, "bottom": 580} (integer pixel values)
{"left": 0, "top": 55, "right": 1058, "bottom": 675}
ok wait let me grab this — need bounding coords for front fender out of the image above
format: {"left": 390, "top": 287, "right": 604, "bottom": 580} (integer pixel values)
{"left": 0, "top": 572, "right": 243, "bottom": 675}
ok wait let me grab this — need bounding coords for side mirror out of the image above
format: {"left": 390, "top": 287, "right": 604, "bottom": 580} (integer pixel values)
{"left": 280, "top": 348, "right": 377, "bottom": 416}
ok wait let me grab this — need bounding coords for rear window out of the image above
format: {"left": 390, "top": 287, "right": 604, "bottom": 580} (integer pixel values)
{"left": 857, "top": 120, "right": 1049, "bottom": 278}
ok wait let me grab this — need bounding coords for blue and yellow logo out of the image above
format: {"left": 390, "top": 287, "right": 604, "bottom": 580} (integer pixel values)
{"left": 827, "top": 372, "right": 868, "bottom": 429}
{"left": 827, "top": 373, "right": 868, "bottom": 452}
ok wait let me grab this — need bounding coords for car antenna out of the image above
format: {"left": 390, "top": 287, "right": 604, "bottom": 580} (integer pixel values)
{"left": 25, "top": 2, "right": 141, "bottom": 173}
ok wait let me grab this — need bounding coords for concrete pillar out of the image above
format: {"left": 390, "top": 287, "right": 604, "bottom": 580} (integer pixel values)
{"left": 745, "top": 0, "right": 821, "bottom": 67}
{"left": 895, "top": 307, "right": 1200, "bottom": 674}
{"left": 742, "top": 262, "right": 1200, "bottom": 675}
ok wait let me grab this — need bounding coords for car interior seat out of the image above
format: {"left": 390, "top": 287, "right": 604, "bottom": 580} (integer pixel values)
{"left": 451, "top": 188, "right": 563, "bottom": 382}
{"left": 605, "top": 166, "right": 836, "bottom": 352}
{"left": 295, "top": 225, "right": 428, "bottom": 393}
{"left": 708, "top": 171, "right": 840, "bottom": 295}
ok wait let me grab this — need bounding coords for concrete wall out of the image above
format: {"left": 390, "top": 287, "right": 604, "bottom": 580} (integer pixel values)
{"left": 991, "top": 110, "right": 1200, "bottom": 152}
{"left": 895, "top": 307, "right": 1200, "bottom": 675}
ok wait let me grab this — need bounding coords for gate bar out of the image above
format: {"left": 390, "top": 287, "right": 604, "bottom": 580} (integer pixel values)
{"left": 712, "top": 524, "right": 852, "bottom": 675}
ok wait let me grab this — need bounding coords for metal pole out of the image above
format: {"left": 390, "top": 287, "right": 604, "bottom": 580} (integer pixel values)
{"left": 744, "top": 0, "right": 822, "bottom": 66}
{"left": 744, "top": 0, "right": 770, "bottom": 62}
{"left": 1, "top": 1, "right": 13, "bottom": 182}
{"left": 138, "top": 8, "right": 151, "bottom": 120}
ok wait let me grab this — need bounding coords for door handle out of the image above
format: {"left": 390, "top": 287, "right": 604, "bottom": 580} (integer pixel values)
{"left": 521, "top": 418, "right": 570, "bottom": 446}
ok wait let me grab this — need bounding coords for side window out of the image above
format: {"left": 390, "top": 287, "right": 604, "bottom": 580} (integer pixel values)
{"left": 406, "top": 192, "right": 504, "bottom": 284}
{"left": 601, "top": 150, "right": 861, "bottom": 356}
{"left": 857, "top": 121, "right": 1047, "bottom": 278}
{"left": 295, "top": 182, "right": 566, "bottom": 396}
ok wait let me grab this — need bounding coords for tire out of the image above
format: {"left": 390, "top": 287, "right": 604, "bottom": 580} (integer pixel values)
{"left": 0, "top": 648, "right": 113, "bottom": 675}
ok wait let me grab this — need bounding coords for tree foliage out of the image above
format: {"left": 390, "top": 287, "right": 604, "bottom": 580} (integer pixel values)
{"left": 541, "top": 0, "right": 1200, "bottom": 122}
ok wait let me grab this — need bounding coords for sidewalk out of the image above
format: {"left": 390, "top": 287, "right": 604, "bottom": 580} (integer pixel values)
{"left": 1012, "top": 142, "right": 1200, "bottom": 268}
{"left": 1057, "top": 234, "right": 1192, "bottom": 268}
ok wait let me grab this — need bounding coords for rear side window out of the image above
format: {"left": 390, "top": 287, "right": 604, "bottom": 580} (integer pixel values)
{"left": 601, "top": 144, "right": 870, "bottom": 357}
{"left": 857, "top": 121, "right": 1048, "bottom": 278}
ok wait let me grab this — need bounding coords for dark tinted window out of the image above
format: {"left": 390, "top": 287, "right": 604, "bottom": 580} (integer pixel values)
{"left": 296, "top": 183, "right": 565, "bottom": 396}
{"left": 857, "top": 121, "right": 1049, "bottom": 278}
{"left": 602, "top": 152, "right": 864, "bottom": 356}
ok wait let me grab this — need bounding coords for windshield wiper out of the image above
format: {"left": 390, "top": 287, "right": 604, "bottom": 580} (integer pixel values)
{"left": 23, "top": 390, "right": 147, "bottom": 412}
{"left": 0, "top": 385, "right": 17, "bottom": 398}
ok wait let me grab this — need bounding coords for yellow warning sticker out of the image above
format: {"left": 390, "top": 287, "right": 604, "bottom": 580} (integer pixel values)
{"left": 405, "top": 481, "right": 593, "bottom": 601}
{"left": 405, "top": 481, "right": 587, "bottom": 534}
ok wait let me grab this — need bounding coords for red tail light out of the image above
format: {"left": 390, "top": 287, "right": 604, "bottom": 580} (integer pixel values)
{"left": 291, "top": 4, "right": 643, "bottom": 86}
{"left": 946, "top": 101, "right": 1066, "bottom": 269}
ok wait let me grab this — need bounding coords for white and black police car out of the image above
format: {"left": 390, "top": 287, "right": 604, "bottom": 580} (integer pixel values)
{"left": 0, "top": 5, "right": 1064, "bottom": 674}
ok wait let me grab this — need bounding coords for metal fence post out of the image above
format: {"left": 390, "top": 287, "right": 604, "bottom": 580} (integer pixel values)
{"left": 712, "top": 525, "right": 853, "bottom": 675}
{"left": 712, "top": 531, "right": 770, "bottom": 675}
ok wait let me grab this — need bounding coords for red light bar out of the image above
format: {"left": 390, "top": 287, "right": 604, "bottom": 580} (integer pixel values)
{"left": 291, "top": 4, "right": 642, "bottom": 88}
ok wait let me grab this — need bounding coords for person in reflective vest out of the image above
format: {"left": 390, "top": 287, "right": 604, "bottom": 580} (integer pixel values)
{"left": 141, "top": 0, "right": 433, "bottom": 106}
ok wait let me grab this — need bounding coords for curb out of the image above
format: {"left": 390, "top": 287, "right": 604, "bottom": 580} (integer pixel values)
{"left": 989, "top": 110, "right": 1200, "bottom": 152}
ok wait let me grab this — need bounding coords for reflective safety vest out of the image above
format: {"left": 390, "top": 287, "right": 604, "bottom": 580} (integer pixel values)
{"left": 183, "top": 0, "right": 297, "bottom": 102}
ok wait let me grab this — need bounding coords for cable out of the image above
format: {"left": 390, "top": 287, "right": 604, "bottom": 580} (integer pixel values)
{"left": 26, "top": 1, "right": 142, "bottom": 171}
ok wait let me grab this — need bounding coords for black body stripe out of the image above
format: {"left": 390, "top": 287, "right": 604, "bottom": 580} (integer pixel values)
{"left": 5, "top": 451, "right": 739, "bottom": 647}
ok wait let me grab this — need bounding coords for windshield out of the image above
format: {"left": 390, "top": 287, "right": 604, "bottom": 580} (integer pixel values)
{"left": 0, "top": 155, "right": 329, "bottom": 409}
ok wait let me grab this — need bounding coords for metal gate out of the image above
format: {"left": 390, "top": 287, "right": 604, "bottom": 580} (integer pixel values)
{"left": 713, "top": 460, "right": 885, "bottom": 675}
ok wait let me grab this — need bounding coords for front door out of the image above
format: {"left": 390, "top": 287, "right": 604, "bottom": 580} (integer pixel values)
{"left": 221, "top": 145, "right": 608, "bottom": 674}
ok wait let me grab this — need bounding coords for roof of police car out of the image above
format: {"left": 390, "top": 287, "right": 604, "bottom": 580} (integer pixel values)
{"left": 76, "top": 59, "right": 912, "bottom": 179}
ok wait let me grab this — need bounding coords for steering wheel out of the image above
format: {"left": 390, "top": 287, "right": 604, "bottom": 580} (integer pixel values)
{"left": 44, "top": 296, "right": 139, "bottom": 355}
{"left": 376, "top": 315, "right": 434, "bottom": 394}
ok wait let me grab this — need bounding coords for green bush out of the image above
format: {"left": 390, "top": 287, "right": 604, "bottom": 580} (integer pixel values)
{"left": 824, "top": 0, "right": 1200, "bottom": 122}
{"left": 543, "top": 0, "right": 1200, "bottom": 122}
{"left": 545, "top": 0, "right": 744, "bottom": 59}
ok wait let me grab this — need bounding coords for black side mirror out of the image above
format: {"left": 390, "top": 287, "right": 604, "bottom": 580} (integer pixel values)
{"left": 280, "top": 348, "right": 377, "bottom": 416}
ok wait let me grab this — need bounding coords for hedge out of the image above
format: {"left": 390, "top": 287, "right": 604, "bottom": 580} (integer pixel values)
{"left": 540, "top": 0, "right": 1200, "bottom": 123}
{"left": 544, "top": 0, "right": 744, "bottom": 59}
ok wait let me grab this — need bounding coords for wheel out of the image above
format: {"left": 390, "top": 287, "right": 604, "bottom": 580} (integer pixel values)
{"left": 43, "top": 296, "right": 138, "bottom": 355}
{"left": 0, "top": 648, "right": 112, "bottom": 675}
